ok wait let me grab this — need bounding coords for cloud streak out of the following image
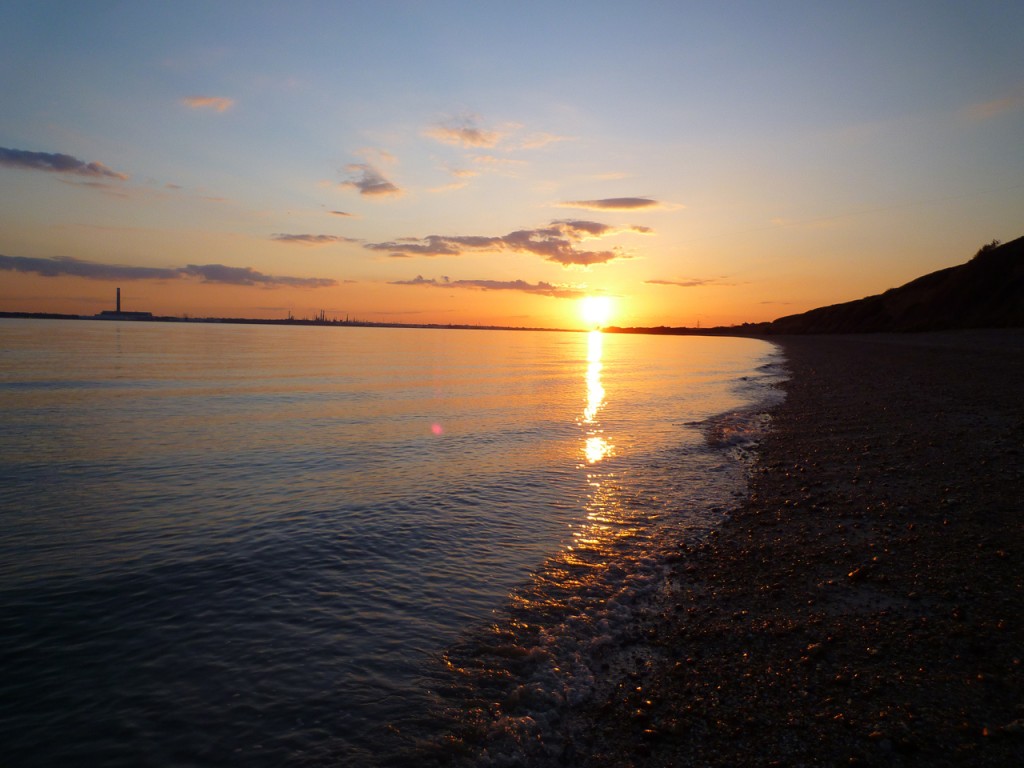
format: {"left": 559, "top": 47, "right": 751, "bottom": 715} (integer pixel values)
{"left": 965, "top": 92, "right": 1024, "bottom": 120}
{"left": 425, "top": 116, "right": 502, "bottom": 148}
{"left": 0, "top": 254, "right": 336, "bottom": 287}
{"left": 470, "top": 154, "right": 526, "bottom": 174}
{"left": 559, "top": 197, "right": 666, "bottom": 211}
{"left": 646, "top": 277, "right": 733, "bottom": 287}
{"left": 341, "top": 163, "right": 402, "bottom": 197}
{"left": 181, "top": 95, "right": 235, "bottom": 112}
{"left": 516, "top": 131, "right": 573, "bottom": 150}
{"left": 271, "top": 233, "right": 360, "bottom": 245}
{"left": 426, "top": 116, "right": 571, "bottom": 152}
{"left": 179, "top": 264, "right": 335, "bottom": 287}
{"left": 0, "top": 147, "right": 128, "bottom": 180}
{"left": 366, "top": 219, "right": 650, "bottom": 267}
{"left": 389, "top": 275, "right": 585, "bottom": 298}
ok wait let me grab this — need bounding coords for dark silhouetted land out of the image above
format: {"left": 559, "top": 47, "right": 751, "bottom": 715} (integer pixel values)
{"left": 764, "top": 236, "right": 1024, "bottom": 334}
{"left": 606, "top": 235, "right": 1024, "bottom": 337}
{"left": 0, "top": 311, "right": 569, "bottom": 334}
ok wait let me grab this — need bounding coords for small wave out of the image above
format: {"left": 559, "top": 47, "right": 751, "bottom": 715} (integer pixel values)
{"left": 701, "top": 408, "right": 775, "bottom": 453}
{"left": 391, "top": 498, "right": 756, "bottom": 763}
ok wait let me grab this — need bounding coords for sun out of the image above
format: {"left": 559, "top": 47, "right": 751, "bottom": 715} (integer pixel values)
{"left": 580, "top": 295, "right": 613, "bottom": 328}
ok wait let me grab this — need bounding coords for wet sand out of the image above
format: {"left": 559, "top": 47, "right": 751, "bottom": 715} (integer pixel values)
{"left": 572, "top": 330, "right": 1024, "bottom": 766}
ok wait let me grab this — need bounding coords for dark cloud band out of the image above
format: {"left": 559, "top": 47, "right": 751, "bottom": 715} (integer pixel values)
{"left": 0, "top": 147, "right": 128, "bottom": 180}
{"left": 0, "top": 254, "right": 336, "bottom": 288}
{"left": 271, "top": 234, "right": 360, "bottom": 245}
{"left": 366, "top": 219, "right": 648, "bottom": 267}
{"left": 389, "top": 274, "right": 585, "bottom": 298}
{"left": 559, "top": 197, "right": 660, "bottom": 211}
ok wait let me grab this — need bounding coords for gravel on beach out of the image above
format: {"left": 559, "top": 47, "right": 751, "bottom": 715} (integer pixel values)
{"left": 570, "top": 330, "right": 1024, "bottom": 767}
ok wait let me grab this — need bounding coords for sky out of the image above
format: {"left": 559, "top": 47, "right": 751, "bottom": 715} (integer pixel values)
{"left": 1, "top": 0, "right": 1022, "bottom": 329}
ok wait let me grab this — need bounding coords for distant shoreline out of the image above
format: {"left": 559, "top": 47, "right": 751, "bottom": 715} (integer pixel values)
{"left": 0, "top": 311, "right": 767, "bottom": 337}
{"left": 6, "top": 311, "right": 1021, "bottom": 341}
{"left": 0, "top": 310, "right": 576, "bottom": 334}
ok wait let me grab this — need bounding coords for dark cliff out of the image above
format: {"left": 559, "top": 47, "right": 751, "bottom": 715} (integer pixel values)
{"left": 764, "top": 236, "right": 1024, "bottom": 334}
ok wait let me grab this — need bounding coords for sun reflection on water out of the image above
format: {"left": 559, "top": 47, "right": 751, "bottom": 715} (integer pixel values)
{"left": 413, "top": 333, "right": 783, "bottom": 764}
{"left": 581, "top": 331, "right": 612, "bottom": 464}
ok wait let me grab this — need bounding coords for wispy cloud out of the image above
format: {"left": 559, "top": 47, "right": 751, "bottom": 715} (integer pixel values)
{"left": 0, "top": 147, "right": 128, "bottom": 180}
{"left": 180, "top": 264, "right": 335, "bottom": 286}
{"left": 965, "top": 90, "right": 1024, "bottom": 120}
{"left": 470, "top": 154, "right": 527, "bottom": 176}
{"left": 389, "top": 274, "right": 585, "bottom": 298}
{"left": 0, "top": 254, "right": 336, "bottom": 287}
{"left": 429, "top": 166, "right": 479, "bottom": 192}
{"left": 181, "top": 95, "right": 235, "bottom": 112}
{"left": 559, "top": 197, "right": 669, "bottom": 211}
{"left": 421, "top": 118, "right": 571, "bottom": 195}
{"left": 56, "top": 179, "right": 132, "bottom": 198}
{"left": 271, "top": 233, "right": 360, "bottom": 245}
{"left": 646, "top": 277, "right": 734, "bottom": 287}
{"left": 366, "top": 219, "right": 650, "bottom": 267}
{"left": 425, "top": 115, "right": 503, "bottom": 148}
{"left": 429, "top": 181, "right": 471, "bottom": 193}
{"left": 329, "top": 210, "right": 353, "bottom": 217}
{"left": 341, "top": 163, "right": 402, "bottom": 197}
{"left": 515, "top": 131, "right": 573, "bottom": 150}
{"left": 426, "top": 115, "right": 572, "bottom": 152}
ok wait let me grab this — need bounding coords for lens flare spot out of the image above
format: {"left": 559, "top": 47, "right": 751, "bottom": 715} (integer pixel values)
{"left": 431, "top": 423, "right": 444, "bottom": 435}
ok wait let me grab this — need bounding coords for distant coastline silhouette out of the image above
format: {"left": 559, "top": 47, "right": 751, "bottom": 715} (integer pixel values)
{"left": 3, "top": 236, "right": 1022, "bottom": 335}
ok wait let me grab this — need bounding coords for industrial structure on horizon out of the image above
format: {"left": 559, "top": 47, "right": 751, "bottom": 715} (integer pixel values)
{"left": 94, "top": 288, "right": 153, "bottom": 320}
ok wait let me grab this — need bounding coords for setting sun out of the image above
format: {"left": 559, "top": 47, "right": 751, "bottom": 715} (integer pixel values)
{"left": 580, "top": 296, "right": 613, "bottom": 328}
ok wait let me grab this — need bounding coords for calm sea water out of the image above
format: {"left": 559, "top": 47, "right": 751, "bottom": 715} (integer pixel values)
{"left": 0, "top": 319, "right": 782, "bottom": 766}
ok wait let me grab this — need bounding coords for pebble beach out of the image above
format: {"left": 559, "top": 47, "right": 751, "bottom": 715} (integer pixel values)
{"left": 567, "top": 330, "right": 1024, "bottom": 767}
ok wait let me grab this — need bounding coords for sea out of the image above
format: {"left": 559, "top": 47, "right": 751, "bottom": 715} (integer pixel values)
{"left": 0, "top": 319, "right": 784, "bottom": 767}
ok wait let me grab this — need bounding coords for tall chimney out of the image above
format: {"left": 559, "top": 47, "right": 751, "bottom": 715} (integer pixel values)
{"left": 116, "top": 287, "right": 121, "bottom": 313}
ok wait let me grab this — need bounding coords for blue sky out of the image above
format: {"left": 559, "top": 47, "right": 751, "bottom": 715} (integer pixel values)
{"left": 2, "top": 1, "right": 1022, "bottom": 326}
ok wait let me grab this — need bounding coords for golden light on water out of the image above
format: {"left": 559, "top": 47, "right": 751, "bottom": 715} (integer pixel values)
{"left": 581, "top": 330, "right": 612, "bottom": 463}
{"left": 583, "top": 331, "right": 605, "bottom": 423}
{"left": 585, "top": 435, "right": 612, "bottom": 464}
{"left": 580, "top": 296, "right": 613, "bottom": 328}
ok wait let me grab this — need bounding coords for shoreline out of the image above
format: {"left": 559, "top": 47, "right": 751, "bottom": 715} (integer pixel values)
{"left": 569, "top": 329, "right": 1024, "bottom": 766}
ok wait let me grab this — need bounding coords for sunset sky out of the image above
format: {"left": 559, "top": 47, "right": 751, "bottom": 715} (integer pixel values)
{"left": 2, "top": 1, "right": 1022, "bottom": 329}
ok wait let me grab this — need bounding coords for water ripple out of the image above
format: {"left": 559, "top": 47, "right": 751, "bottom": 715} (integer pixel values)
{"left": 0, "top": 320, "right": 782, "bottom": 766}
